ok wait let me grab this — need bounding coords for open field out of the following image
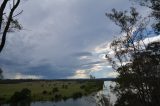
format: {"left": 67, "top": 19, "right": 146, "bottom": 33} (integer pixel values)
{"left": 0, "top": 80, "right": 104, "bottom": 103}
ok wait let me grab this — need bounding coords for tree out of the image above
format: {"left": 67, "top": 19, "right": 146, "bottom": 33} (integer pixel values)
{"left": 105, "top": 7, "right": 145, "bottom": 70}
{"left": 112, "top": 42, "right": 160, "bottom": 106}
{"left": 0, "top": 68, "right": 3, "bottom": 79}
{"left": 0, "top": 0, "right": 22, "bottom": 53}
{"left": 105, "top": 6, "right": 160, "bottom": 106}
{"left": 10, "top": 88, "right": 31, "bottom": 106}
{"left": 90, "top": 75, "right": 95, "bottom": 79}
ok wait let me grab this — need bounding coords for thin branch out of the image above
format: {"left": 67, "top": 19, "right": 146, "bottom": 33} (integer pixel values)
{"left": 13, "top": 10, "right": 23, "bottom": 17}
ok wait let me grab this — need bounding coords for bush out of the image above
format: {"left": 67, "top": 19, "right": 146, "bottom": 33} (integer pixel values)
{"left": 10, "top": 88, "right": 31, "bottom": 104}
{"left": 63, "top": 96, "right": 67, "bottom": 101}
{"left": 54, "top": 94, "right": 62, "bottom": 101}
{"left": 62, "top": 85, "right": 68, "bottom": 89}
{"left": 52, "top": 87, "right": 59, "bottom": 93}
{"left": 42, "top": 90, "right": 47, "bottom": 94}
{"left": 72, "top": 92, "right": 82, "bottom": 100}
{"left": 80, "top": 85, "right": 85, "bottom": 89}
{"left": 49, "top": 92, "right": 52, "bottom": 95}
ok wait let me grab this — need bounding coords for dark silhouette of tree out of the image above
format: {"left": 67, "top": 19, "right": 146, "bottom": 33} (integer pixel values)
{"left": 0, "top": 0, "right": 21, "bottom": 53}
{"left": 0, "top": 68, "right": 3, "bottom": 79}
{"left": 90, "top": 75, "right": 96, "bottom": 79}
{"left": 10, "top": 88, "right": 31, "bottom": 106}
{"left": 105, "top": 7, "right": 145, "bottom": 70}
{"left": 106, "top": 6, "right": 160, "bottom": 106}
{"left": 112, "top": 42, "right": 160, "bottom": 106}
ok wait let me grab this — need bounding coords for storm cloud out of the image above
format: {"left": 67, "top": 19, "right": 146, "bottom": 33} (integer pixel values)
{"left": 0, "top": 0, "right": 148, "bottom": 79}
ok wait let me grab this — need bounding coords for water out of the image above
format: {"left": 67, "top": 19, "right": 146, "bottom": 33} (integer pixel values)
{"left": 2, "top": 96, "right": 98, "bottom": 106}
{"left": 103, "top": 81, "right": 116, "bottom": 104}
{"left": 30, "top": 97, "right": 96, "bottom": 106}
{"left": 2, "top": 81, "right": 116, "bottom": 106}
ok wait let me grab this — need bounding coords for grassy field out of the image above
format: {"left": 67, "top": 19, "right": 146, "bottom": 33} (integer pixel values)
{"left": 0, "top": 80, "right": 103, "bottom": 103}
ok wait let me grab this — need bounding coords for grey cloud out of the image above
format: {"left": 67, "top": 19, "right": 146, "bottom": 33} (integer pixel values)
{"left": 72, "top": 51, "right": 92, "bottom": 57}
{"left": 0, "top": 0, "right": 140, "bottom": 79}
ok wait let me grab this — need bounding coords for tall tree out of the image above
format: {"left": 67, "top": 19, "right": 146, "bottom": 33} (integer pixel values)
{"left": 106, "top": 7, "right": 160, "bottom": 106}
{"left": 0, "top": 0, "right": 21, "bottom": 53}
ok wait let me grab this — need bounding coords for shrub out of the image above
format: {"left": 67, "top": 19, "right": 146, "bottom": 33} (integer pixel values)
{"left": 41, "top": 84, "right": 44, "bottom": 87}
{"left": 42, "top": 90, "right": 47, "bottom": 95}
{"left": 52, "top": 87, "right": 59, "bottom": 93}
{"left": 63, "top": 96, "right": 67, "bottom": 101}
{"left": 10, "top": 88, "right": 31, "bottom": 104}
{"left": 80, "top": 85, "right": 85, "bottom": 89}
{"left": 54, "top": 94, "right": 62, "bottom": 101}
{"left": 72, "top": 92, "right": 82, "bottom": 100}
{"left": 62, "top": 85, "right": 68, "bottom": 89}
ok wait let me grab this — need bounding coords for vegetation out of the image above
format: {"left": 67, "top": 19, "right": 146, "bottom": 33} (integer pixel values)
{"left": 0, "top": 80, "right": 103, "bottom": 104}
{"left": 0, "top": 68, "right": 3, "bottom": 80}
{"left": 9, "top": 88, "right": 31, "bottom": 105}
{"left": 72, "top": 92, "right": 82, "bottom": 100}
{"left": 106, "top": 0, "right": 160, "bottom": 106}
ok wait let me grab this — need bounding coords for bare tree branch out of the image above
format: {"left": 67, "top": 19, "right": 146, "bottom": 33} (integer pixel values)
{"left": 0, "top": 0, "right": 21, "bottom": 53}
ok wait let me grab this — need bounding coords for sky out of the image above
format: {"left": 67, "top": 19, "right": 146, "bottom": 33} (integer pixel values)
{"left": 0, "top": 0, "right": 151, "bottom": 79}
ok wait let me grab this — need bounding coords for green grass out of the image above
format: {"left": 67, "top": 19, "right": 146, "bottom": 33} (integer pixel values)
{"left": 0, "top": 80, "right": 103, "bottom": 102}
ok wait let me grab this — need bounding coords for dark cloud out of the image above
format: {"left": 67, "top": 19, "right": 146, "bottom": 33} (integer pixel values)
{"left": 24, "top": 65, "right": 74, "bottom": 79}
{"left": 72, "top": 52, "right": 92, "bottom": 57}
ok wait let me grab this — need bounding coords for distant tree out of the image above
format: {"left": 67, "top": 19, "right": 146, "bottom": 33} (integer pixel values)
{"left": 42, "top": 90, "right": 47, "bottom": 95}
{"left": 54, "top": 94, "right": 62, "bottom": 101}
{"left": 72, "top": 92, "right": 82, "bottom": 100}
{"left": 106, "top": 7, "right": 160, "bottom": 106}
{"left": 62, "top": 85, "right": 68, "bottom": 89}
{"left": 0, "top": 0, "right": 22, "bottom": 53}
{"left": 90, "top": 75, "right": 95, "bottom": 79}
{"left": 52, "top": 87, "right": 59, "bottom": 93}
{"left": 0, "top": 68, "right": 3, "bottom": 79}
{"left": 10, "top": 88, "right": 31, "bottom": 105}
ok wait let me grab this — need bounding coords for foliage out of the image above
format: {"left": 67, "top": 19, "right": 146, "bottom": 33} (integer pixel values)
{"left": 42, "top": 90, "right": 47, "bottom": 95}
{"left": 80, "top": 85, "right": 86, "bottom": 89}
{"left": 106, "top": 4, "right": 160, "bottom": 106}
{"left": 52, "top": 87, "right": 59, "bottom": 93}
{"left": 54, "top": 94, "right": 62, "bottom": 101}
{"left": 112, "top": 42, "right": 160, "bottom": 106}
{"left": 72, "top": 92, "right": 82, "bottom": 100}
{"left": 0, "top": 80, "right": 103, "bottom": 103}
{"left": 0, "top": 68, "right": 3, "bottom": 79}
{"left": 62, "top": 84, "right": 68, "bottom": 89}
{"left": 106, "top": 7, "right": 147, "bottom": 70}
{"left": 90, "top": 75, "right": 96, "bottom": 79}
{"left": 10, "top": 88, "right": 31, "bottom": 105}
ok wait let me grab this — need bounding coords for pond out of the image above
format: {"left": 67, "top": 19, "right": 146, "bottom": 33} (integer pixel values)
{"left": 2, "top": 81, "right": 115, "bottom": 106}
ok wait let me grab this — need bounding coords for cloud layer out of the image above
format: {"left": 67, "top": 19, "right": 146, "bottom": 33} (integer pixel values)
{"left": 0, "top": 0, "right": 148, "bottom": 79}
